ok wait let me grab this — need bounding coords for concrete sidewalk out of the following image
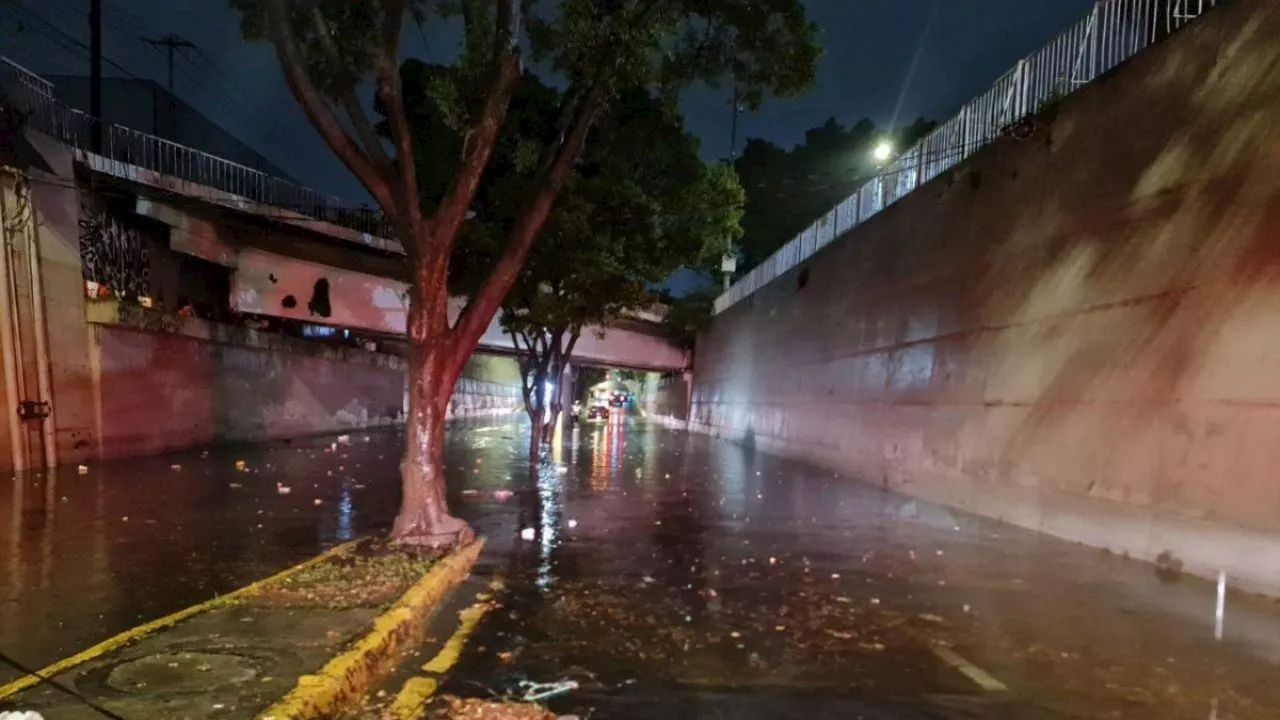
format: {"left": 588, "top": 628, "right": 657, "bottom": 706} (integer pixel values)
{"left": 0, "top": 539, "right": 484, "bottom": 720}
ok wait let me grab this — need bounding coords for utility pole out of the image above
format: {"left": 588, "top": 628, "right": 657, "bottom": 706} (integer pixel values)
{"left": 90, "top": 0, "right": 102, "bottom": 151}
{"left": 143, "top": 34, "right": 195, "bottom": 92}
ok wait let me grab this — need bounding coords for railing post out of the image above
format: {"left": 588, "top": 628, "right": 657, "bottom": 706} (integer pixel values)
{"left": 1018, "top": 59, "right": 1030, "bottom": 118}
{"left": 1090, "top": 2, "right": 1101, "bottom": 79}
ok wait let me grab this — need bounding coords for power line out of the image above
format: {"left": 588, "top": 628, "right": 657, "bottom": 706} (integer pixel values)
{"left": 28, "top": 0, "right": 333, "bottom": 181}
{"left": 142, "top": 33, "right": 195, "bottom": 92}
{"left": 8, "top": 2, "right": 144, "bottom": 80}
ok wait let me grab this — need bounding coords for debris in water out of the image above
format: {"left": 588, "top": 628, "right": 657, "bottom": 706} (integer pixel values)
{"left": 234, "top": 460, "right": 247, "bottom": 471}
{"left": 520, "top": 680, "right": 578, "bottom": 703}
{"left": 440, "top": 696, "right": 557, "bottom": 720}
{"left": 521, "top": 527, "right": 536, "bottom": 541}
{"left": 277, "top": 484, "right": 292, "bottom": 495}
{"left": 77, "top": 465, "right": 89, "bottom": 475}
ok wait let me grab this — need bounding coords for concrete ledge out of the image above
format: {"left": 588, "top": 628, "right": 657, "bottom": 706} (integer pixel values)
{"left": 75, "top": 148, "right": 402, "bottom": 254}
{"left": 688, "top": 421, "right": 1280, "bottom": 598}
{"left": 259, "top": 539, "right": 486, "bottom": 720}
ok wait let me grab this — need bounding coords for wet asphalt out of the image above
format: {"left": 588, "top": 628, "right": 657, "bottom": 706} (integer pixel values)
{"left": 4, "top": 416, "right": 1280, "bottom": 718}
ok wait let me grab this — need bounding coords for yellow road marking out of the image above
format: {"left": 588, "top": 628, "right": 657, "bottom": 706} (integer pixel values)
{"left": 422, "top": 580, "right": 503, "bottom": 675}
{"left": 259, "top": 540, "right": 486, "bottom": 720}
{"left": 383, "top": 578, "right": 503, "bottom": 720}
{"left": 930, "top": 644, "right": 1009, "bottom": 693}
{"left": 387, "top": 677, "right": 439, "bottom": 720}
{"left": 0, "top": 539, "right": 361, "bottom": 701}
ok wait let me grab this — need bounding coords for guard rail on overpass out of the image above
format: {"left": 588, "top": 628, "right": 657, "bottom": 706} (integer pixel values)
{"left": 1, "top": 56, "right": 393, "bottom": 241}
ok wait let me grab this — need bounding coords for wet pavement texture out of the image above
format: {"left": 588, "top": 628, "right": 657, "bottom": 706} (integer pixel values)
{"left": 438, "top": 419, "right": 1280, "bottom": 720}
{"left": 4, "top": 418, "right": 1280, "bottom": 718}
{"left": 0, "top": 421, "right": 505, "bottom": 682}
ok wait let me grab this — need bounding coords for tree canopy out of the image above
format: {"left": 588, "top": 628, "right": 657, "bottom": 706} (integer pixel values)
{"left": 394, "top": 67, "right": 744, "bottom": 448}
{"left": 229, "top": 0, "right": 819, "bottom": 540}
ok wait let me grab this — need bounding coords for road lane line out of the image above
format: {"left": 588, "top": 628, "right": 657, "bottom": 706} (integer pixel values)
{"left": 387, "top": 677, "right": 438, "bottom": 720}
{"left": 420, "top": 598, "right": 493, "bottom": 674}
{"left": 930, "top": 644, "right": 1009, "bottom": 693}
{"left": 386, "top": 578, "right": 503, "bottom": 720}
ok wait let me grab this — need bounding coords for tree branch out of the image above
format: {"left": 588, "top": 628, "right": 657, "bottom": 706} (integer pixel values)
{"left": 563, "top": 330, "right": 580, "bottom": 365}
{"left": 376, "top": 0, "right": 423, "bottom": 236}
{"left": 449, "top": 81, "right": 608, "bottom": 367}
{"left": 265, "top": 0, "right": 400, "bottom": 220}
{"left": 431, "top": 0, "right": 522, "bottom": 251}
{"left": 308, "top": 7, "right": 396, "bottom": 181}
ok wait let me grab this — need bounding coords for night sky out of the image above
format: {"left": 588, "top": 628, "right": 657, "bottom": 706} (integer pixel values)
{"left": 3, "top": 0, "right": 1093, "bottom": 204}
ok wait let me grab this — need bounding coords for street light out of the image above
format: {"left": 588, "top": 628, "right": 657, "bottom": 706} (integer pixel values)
{"left": 872, "top": 140, "right": 894, "bottom": 164}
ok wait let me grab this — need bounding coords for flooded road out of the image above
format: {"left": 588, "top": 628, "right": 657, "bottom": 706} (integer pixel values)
{"left": 5, "top": 417, "right": 1280, "bottom": 717}
{"left": 0, "top": 420, "right": 512, "bottom": 682}
{"left": 442, "top": 419, "right": 1280, "bottom": 719}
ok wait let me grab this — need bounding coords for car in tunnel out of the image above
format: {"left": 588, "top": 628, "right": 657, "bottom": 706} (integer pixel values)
{"left": 586, "top": 404, "right": 610, "bottom": 422}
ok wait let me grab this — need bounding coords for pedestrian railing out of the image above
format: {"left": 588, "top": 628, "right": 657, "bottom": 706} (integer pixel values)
{"left": 714, "top": 0, "right": 1222, "bottom": 315}
{"left": 0, "top": 56, "right": 395, "bottom": 242}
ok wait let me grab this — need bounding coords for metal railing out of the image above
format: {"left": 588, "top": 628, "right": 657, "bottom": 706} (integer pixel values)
{"left": 715, "top": 0, "right": 1222, "bottom": 314}
{"left": 0, "top": 57, "right": 394, "bottom": 241}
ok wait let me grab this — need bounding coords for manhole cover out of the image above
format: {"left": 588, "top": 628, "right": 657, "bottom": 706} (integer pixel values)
{"left": 106, "top": 651, "right": 258, "bottom": 693}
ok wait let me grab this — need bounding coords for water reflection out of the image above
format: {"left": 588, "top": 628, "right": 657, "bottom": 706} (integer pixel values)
{"left": 0, "top": 432, "right": 407, "bottom": 673}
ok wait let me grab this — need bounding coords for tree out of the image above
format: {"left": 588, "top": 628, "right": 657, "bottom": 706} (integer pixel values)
{"left": 230, "top": 0, "right": 818, "bottom": 547}
{"left": 445, "top": 84, "right": 744, "bottom": 460}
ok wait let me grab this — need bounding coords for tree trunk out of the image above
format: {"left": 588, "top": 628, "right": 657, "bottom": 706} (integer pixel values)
{"left": 545, "top": 332, "right": 578, "bottom": 440}
{"left": 527, "top": 359, "right": 549, "bottom": 465}
{"left": 391, "top": 264, "right": 472, "bottom": 548}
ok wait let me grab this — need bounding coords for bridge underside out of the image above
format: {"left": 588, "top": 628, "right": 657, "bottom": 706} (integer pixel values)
{"left": 204, "top": 226, "right": 688, "bottom": 372}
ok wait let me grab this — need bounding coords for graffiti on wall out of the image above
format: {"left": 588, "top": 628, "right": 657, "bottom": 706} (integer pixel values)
{"left": 78, "top": 201, "right": 154, "bottom": 301}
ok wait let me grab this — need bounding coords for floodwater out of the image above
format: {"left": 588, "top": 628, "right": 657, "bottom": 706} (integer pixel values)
{"left": 4, "top": 418, "right": 1280, "bottom": 718}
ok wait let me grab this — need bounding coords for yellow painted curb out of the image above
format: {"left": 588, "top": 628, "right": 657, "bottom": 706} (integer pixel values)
{"left": 258, "top": 538, "right": 487, "bottom": 720}
{"left": 0, "top": 539, "right": 361, "bottom": 701}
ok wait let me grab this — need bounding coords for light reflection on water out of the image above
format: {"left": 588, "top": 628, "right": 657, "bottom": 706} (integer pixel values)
{"left": 337, "top": 485, "right": 355, "bottom": 541}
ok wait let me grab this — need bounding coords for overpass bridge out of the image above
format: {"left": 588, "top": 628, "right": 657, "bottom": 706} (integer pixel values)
{"left": 0, "top": 58, "right": 687, "bottom": 471}
{"left": 226, "top": 246, "right": 687, "bottom": 372}
{"left": 0, "top": 58, "right": 687, "bottom": 372}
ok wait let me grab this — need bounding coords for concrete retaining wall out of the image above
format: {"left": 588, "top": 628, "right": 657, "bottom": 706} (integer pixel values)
{"left": 691, "top": 0, "right": 1280, "bottom": 594}
{"left": 95, "top": 323, "right": 405, "bottom": 458}
{"left": 93, "top": 323, "right": 523, "bottom": 459}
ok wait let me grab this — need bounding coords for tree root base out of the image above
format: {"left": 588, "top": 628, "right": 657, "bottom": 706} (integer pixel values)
{"left": 391, "top": 515, "right": 476, "bottom": 550}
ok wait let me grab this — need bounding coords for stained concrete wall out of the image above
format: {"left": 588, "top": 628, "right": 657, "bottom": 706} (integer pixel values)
{"left": 642, "top": 371, "right": 691, "bottom": 422}
{"left": 692, "top": 0, "right": 1280, "bottom": 593}
{"left": 447, "top": 353, "right": 524, "bottom": 420}
{"left": 93, "top": 320, "right": 523, "bottom": 459}
{"left": 27, "top": 134, "right": 98, "bottom": 464}
{"left": 94, "top": 323, "right": 408, "bottom": 458}
{"left": 9, "top": 134, "right": 521, "bottom": 466}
